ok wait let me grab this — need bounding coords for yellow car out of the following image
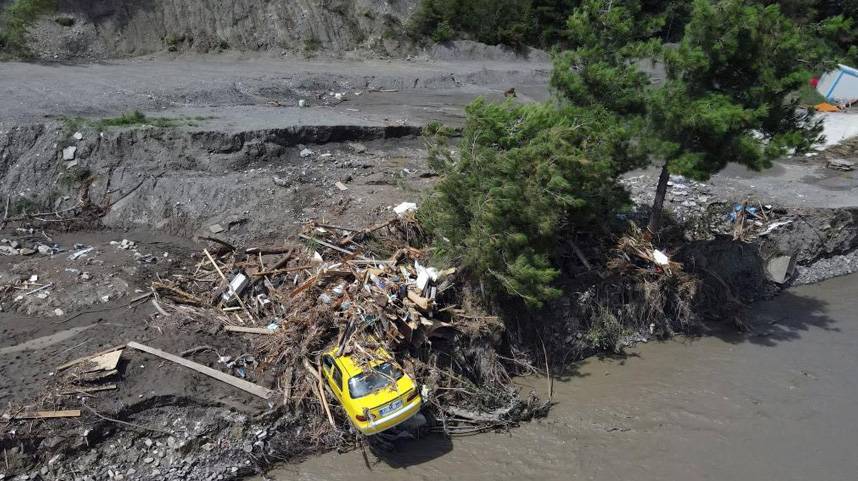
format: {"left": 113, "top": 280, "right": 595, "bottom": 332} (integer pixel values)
{"left": 321, "top": 348, "right": 422, "bottom": 435}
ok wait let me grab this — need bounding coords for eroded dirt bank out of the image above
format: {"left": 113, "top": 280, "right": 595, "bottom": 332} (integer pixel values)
{"left": 282, "top": 273, "right": 858, "bottom": 481}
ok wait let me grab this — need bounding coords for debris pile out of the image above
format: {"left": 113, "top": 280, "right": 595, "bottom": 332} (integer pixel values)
{"left": 566, "top": 223, "right": 702, "bottom": 353}
{"left": 144, "top": 215, "right": 547, "bottom": 436}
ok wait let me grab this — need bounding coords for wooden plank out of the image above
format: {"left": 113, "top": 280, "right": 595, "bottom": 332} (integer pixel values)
{"left": 224, "top": 326, "right": 275, "bottom": 335}
{"left": 61, "top": 384, "right": 118, "bottom": 395}
{"left": 84, "top": 350, "right": 123, "bottom": 372}
{"left": 298, "top": 234, "right": 354, "bottom": 255}
{"left": 13, "top": 410, "right": 81, "bottom": 419}
{"left": 251, "top": 265, "right": 313, "bottom": 276}
{"left": 407, "top": 290, "right": 432, "bottom": 311}
{"left": 289, "top": 274, "right": 318, "bottom": 298}
{"left": 57, "top": 344, "right": 127, "bottom": 371}
{"left": 245, "top": 246, "right": 293, "bottom": 255}
{"left": 126, "top": 342, "right": 273, "bottom": 400}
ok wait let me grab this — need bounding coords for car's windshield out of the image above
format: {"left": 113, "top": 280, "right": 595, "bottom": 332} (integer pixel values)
{"left": 347, "top": 362, "right": 403, "bottom": 399}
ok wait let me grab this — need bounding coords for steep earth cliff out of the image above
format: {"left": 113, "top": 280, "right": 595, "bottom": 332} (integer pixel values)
{"left": 19, "top": 0, "right": 421, "bottom": 60}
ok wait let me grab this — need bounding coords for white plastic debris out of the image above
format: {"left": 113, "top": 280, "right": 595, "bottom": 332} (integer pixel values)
{"left": 300, "top": 148, "right": 314, "bottom": 158}
{"left": 222, "top": 273, "right": 249, "bottom": 302}
{"left": 298, "top": 99, "right": 308, "bottom": 108}
{"left": 393, "top": 202, "right": 417, "bottom": 217}
{"left": 652, "top": 249, "right": 670, "bottom": 266}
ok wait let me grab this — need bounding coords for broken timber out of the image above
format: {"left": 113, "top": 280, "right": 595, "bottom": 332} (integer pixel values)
{"left": 57, "top": 344, "right": 126, "bottom": 371}
{"left": 126, "top": 342, "right": 273, "bottom": 400}
{"left": 11, "top": 410, "right": 81, "bottom": 419}
{"left": 224, "top": 325, "right": 276, "bottom": 335}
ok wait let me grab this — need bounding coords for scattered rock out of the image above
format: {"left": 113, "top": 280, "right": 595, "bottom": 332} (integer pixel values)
{"left": 766, "top": 255, "right": 796, "bottom": 284}
{"left": 1, "top": 245, "right": 18, "bottom": 255}
{"left": 72, "top": 132, "right": 83, "bottom": 141}
{"left": 208, "top": 224, "right": 225, "bottom": 234}
{"left": 827, "top": 158, "right": 854, "bottom": 171}
{"left": 349, "top": 143, "right": 367, "bottom": 154}
{"left": 18, "top": 248, "right": 36, "bottom": 256}
{"left": 62, "top": 146, "right": 77, "bottom": 161}
{"left": 37, "top": 245, "right": 53, "bottom": 255}
{"left": 272, "top": 176, "right": 288, "bottom": 187}
{"left": 300, "top": 148, "right": 314, "bottom": 158}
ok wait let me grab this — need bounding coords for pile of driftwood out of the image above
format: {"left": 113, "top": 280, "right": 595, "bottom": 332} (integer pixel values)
{"left": 150, "top": 215, "right": 546, "bottom": 438}
{"left": 572, "top": 223, "right": 700, "bottom": 350}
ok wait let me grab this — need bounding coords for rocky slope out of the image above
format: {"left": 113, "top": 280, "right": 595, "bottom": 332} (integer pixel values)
{"left": 20, "top": 0, "right": 420, "bottom": 60}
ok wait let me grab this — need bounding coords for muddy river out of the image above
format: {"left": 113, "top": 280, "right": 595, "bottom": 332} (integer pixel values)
{"left": 261, "top": 273, "right": 857, "bottom": 481}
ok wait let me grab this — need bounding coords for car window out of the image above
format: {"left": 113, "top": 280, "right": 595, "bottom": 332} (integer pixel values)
{"left": 332, "top": 364, "right": 343, "bottom": 390}
{"left": 347, "top": 362, "right": 404, "bottom": 399}
{"left": 322, "top": 355, "right": 334, "bottom": 369}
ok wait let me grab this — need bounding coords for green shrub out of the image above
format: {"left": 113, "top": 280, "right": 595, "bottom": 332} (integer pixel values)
{"left": 420, "top": 98, "right": 645, "bottom": 307}
{"left": 431, "top": 21, "right": 455, "bottom": 42}
{"left": 63, "top": 111, "right": 196, "bottom": 131}
{"left": 303, "top": 35, "right": 321, "bottom": 53}
{"left": 0, "top": 0, "right": 57, "bottom": 57}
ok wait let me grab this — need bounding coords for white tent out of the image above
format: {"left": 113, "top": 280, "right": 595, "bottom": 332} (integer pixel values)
{"left": 817, "top": 64, "right": 858, "bottom": 104}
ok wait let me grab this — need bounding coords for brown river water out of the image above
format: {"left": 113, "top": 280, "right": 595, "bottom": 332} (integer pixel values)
{"left": 259, "top": 273, "right": 857, "bottom": 481}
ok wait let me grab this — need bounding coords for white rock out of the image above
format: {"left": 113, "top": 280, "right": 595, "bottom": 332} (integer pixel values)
{"left": 298, "top": 99, "right": 307, "bottom": 108}
{"left": 54, "top": 308, "right": 64, "bottom": 317}
{"left": 72, "top": 132, "right": 83, "bottom": 141}
{"left": 300, "top": 148, "right": 314, "bottom": 158}
{"left": 62, "top": 146, "right": 77, "bottom": 161}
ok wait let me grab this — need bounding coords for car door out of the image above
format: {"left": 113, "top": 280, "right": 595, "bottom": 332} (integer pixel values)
{"left": 321, "top": 354, "right": 345, "bottom": 403}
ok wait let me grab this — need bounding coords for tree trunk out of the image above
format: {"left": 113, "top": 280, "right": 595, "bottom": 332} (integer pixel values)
{"left": 647, "top": 162, "right": 670, "bottom": 234}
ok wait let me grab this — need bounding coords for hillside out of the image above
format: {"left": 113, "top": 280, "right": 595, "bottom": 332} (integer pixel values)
{"left": 6, "top": 0, "right": 421, "bottom": 60}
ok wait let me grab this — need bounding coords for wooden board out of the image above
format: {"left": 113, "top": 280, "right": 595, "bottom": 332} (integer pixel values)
{"left": 13, "top": 410, "right": 81, "bottom": 419}
{"left": 126, "top": 342, "right": 273, "bottom": 400}
{"left": 224, "top": 326, "right": 275, "bottom": 335}
{"left": 61, "top": 384, "right": 118, "bottom": 395}
{"left": 57, "top": 344, "right": 126, "bottom": 371}
{"left": 84, "top": 349, "right": 123, "bottom": 372}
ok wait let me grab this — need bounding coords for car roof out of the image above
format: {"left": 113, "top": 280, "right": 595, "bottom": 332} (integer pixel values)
{"left": 328, "top": 346, "right": 392, "bottom": 378}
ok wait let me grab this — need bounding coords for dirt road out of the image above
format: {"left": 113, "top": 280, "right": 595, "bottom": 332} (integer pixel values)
{"left": 270, "top": 273, "right": 858, "bottom": 481}
{"left": 0, "top": 53, "right": 551, "bottom": 126}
